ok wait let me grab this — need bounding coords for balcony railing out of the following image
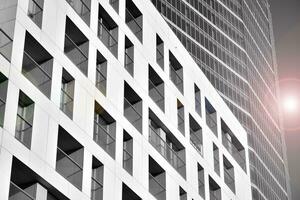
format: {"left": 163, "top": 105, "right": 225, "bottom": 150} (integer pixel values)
{"left": 156, "top": 47, "right": 164, "bottom": 68}
{"left": 93, "top": 120, "right": 115, "bottom": 158}
{"left": 222, "top": 134, "right": 246, "bottom": 171}
{"left": 109, "top": 0, "right": 119, "bottom": 13}
{"left": 210, "top": 192, "right": 221, "bottom": 200}
{"left": 206, "top": 111, "right": 217, "bottom": 136}
{"left": 15, "top": 114, "right": 32, "bottom": 148}
{"left": 65, "top": 34, "right": 88, "bottom": 75}
{"left": 224, "top": 168, "right": 235, "bottom": 193}
{"left": 9, "top": 181, "right": 35, "bottom": 200}
{"left": 126, "top": 8, "right": 142, "bottom": 42}
{"left": 124, "top": 97, "right": 142, "bottom": 133}
{"left": 177, "top": 110, "right": 185, "bottom": 134}
{"left": 149, "top": 79, "right": 164, "bottom": 111}
{"left": 98, "top": 19, "right": 118, "bottom": 57}
{"left": 91, "top": 177, "right": 103, "bottom": 200}
{"left": 190, "top": 128, "right": 203, "bottom": 156}
{"left": 60, "top": 88, "right": 73, "bottom": 118}
{"left": 149, "top": 173, "right": 166, "bottom": 200}
{"left": 195, "top": 98, "right": 201, "bottom": 116}
{"left": 123, "top": 148, "right": 133, "bottom": 174}
{"left": 95, "top": 64, "right": 107, "bottom": 95}
{"left": 214, "top": 156, "right": 220, "bottom": 175}
{"left": 149, "top": 125, "right": 186, "bottom": 177}
{"left": 0, "top": 29, "right": 13, "bottom": 61}
{"left": 28, "top": 0, "right": 43, "bottom": 27}
{"left": 169, "top": 64, "right": 183, "bottom": 93}
{"left": 66, "top": 0, "right": 90, "bottom": 25}
{"left": 198, "top": 178, "right": 205, "bottom": 198}
{"left": 124, "top": 51, "right": 134, "bottom": 76}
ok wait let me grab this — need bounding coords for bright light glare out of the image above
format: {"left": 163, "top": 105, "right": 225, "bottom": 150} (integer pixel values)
{"left": 283, "top": 96, "right": 298, "bottom": 113}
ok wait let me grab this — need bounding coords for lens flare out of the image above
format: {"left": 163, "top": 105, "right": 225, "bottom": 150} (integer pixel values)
{"left": 283, "top": 96, "right": 298, "bottom": 113}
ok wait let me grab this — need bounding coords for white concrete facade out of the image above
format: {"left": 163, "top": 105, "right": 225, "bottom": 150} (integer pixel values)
{"left": 0, "top": 0, "right": 251, "bottom": 200}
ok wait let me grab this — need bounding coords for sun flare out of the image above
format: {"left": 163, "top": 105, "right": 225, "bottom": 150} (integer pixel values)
{"left": 283, "top": 96, "right": 298, "bottom": 113}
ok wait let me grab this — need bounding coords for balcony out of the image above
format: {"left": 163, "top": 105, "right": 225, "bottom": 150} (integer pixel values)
{"left": 109, "top": 0, "right": 119, "bottom": 13}
{"left": 126, "top": 0, "right": 143, "bottom": 42}
{"left": 179, "top": 187, "right": 187, "bottom": 200}
{"left": 197, "top": 164, "right": 205, "bottom": 198}
{"left": 28, "top": 0, "right": 43, "bottom": 28}
{"left": 205, "top": 98, "right": 217, "bottom": 136}
{"left": 149, "top": 66, "right": 164, "bottom": 111}
{"left": 91, "top": 177, "right": 103, "bottom": 200}
{"left": 124, "top": 36, "right": 134, "bottom": 76}
{"left": 96, "top": 51, "right": 107, "bottom": 95}
{"left": 0, "top": 29, "right": 13, "bottom": 61}
{"left": 9, "top": 181, "right": 34, "bottom": 200}
{"left": 156, "top": 35, "right": 164, "bottom": 69}
{"left": 91, "top": 157, "right": 103, "bottom": 200}
{"left": 209, "top": 177, "right": 221, "bottom": 200}
{"left": 123, "top": 130, "right": 133, "bottom": 175}
{"left": 123, "top": 183, "right": 141, "bottom": 200}
{"left": 213, "top": 144, "right": 220, "bottom": 175}
{"left": 60, "top": 69, "right": 74, "bottom": 119}
{"left": 66, "top": 0, "right": 90, "bottom": 25}
{"left": 169, "top": 52, "right": 183, "bottom": 94}
{"left": 177, "top": 100, "right": 185, "bottom": 135}
{"left": 149, "top": 156, "right": 166, "bottom": 200}
{"left": 223, "top": 156, "right": 235, "bottom": 193}
{"left": 0, "top": 73, "right": 8, "bottom": 127}
{"left": 194, "top": 85, "right": 201, "bottom": 116}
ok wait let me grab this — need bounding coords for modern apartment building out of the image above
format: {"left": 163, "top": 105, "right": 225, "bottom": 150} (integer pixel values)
{"left": 0, "top": 0, "right": 252, "bottom": 200}
{"left": 150, "top": 0, "right": 291, "bottom": 200}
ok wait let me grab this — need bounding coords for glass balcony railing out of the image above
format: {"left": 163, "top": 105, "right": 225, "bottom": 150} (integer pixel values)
{"left": 66, "top": 0, "right": 90, "bottom": 25}
{"left": 0, "top": 97, "right": 6, "bottom": 127}
{"left": 124, "top": 97, "right": 142, "bottom": 133}
{"left": 9, "top": 182, "right": 35, "bottom": 200}
{"left": 123, "top": 148, "right": 133, "bottom": 174}
{"left": 214, "top": 156, "right": 220, "bottom": 175}
{"left": 124, "top": 51, "right": 134, "bottom": 76}
{"left": 0, "top": 29, "right": 13, "bottom": 61}
{"left": 149, "top": 80, "right": 164, "bottom": 111}
{"left": 198, "top": 178, "right": 205, "bottom": 198}
{"left": 60, "top": 88, "right": 73, "bottom": 118}
{"left": 149, "top": 126, "right": 186, "bottom": 177}
{"left": 28, "top": 0, "right": 43, "bottom": 27}
{"left": 177, "top": 111, "right": 185, "bottom": 134}
{"left": 170, "top": 65, "right": 183, "bottom": 93}
{"left": 190, "top": 128, "right": 203, "bottom": 156}
{"left": 109, "top": 0, "right": 119, "bottom": 13}
{"left": 98, "top": 20, "right": 118, "bottom": 57}
{"left": 95, "top": 65, "right": 107, "bottom": 95}
{"left": 93, "top": 120, "right": 115, "bottom": 158}
{"left": 126, "top": 8, "right": 142, "bottom": 42}
{"left": 206, "top": 111, "right": 217, "bottom": 136}
{"left": 210, "top": 192, "right": 221, "bottom": 200}
{"left": 149, "top": 173, "right": 166, "bottom": 200}
{"left": 15, "top": 114, "right": 32, "bottom": 148}
{"left": 91, "top": 177, "right": 103, "bottom": 200}
{"left": 156, "top": 47, "right": 164, "bottom": 68}
{"left": 195, "top": 98, "right": 201, "bottom": 116}
{"left": 224, "top": 168, "right": 235, "bottom": 193}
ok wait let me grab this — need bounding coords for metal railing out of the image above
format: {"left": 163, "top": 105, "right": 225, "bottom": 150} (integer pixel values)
{"left": 169, "top": 64, "right": 183, "bottom": 93}
{"left": 28, "top": 0, "right": 43, "bottom": 27}
{"left": 149, "top": 125, "right": 186, "bottom": 177}
{"left": 98, "top": 19, "right": 118, "bottom": 57}
{"left": 125, "top": 8, "right": 143, "bottom": 42}
{"left": 9, "top": 181, "right": 35, "bottom": 200}
{"left": 149, "top": 79, "right": 164, "bottom": 110}
{"left": 190, "top": 128, "right": 203, "bottom": 156}
{"left": 149, "top": 173, "right": 166, "bottom": 200}
{"left": 91, "top": 177, "right": 103, "bottom": 200}
{"left": 206, "top": 110, "right": 217, "bottom": 136}
{"left": 124, "top": 51, "right": 134, "bottom": 76}
{"left": 60, "top": 87, "right": 73, "bottom": 118}
{"left": 123, "top": 148, "right": 133, "bottom": 174}
{"left": 66, "top": 0, "right": 90, "bottom": 25}
{"left": 95, "top": 64, "right": 107, "bottom": 95}
{"left": 93, "top": 120, "right": 115, "bottom": 157}
{"left": 15, "top": 113, "right": 33, "bottom": 148}
{"left": 124, "top": 97, "right": 142, "bottom": 133}
{"left": 224, "top": 167, "right": 235, "bottom": 192}
{"left": 0, "top": 29, "right": 13, "bottom": 61}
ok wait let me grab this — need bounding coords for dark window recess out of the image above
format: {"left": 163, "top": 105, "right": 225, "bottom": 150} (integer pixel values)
{"left": 98, "top": 4, "right": 118, "bottom": 57}
{"left": 156, "top": 34, "right": 164, "bottom": 69}
{"left": 56, "top": 126, "right": 84, "bottom": 190}
{"left": 122, "top": 183, "right": 141, "bottom": 200}
{"left": 123, "top": 130, "right": 133, "bottom": 175}
{"left": 149, "top": 156, "right": 166, "bottom": 200}
{"left": 149, "top": 65, "right": 164, "bottom": 111}
{"left": 60, "top": 69, "right": 74, "bottom": 119}
{"left": 177, "top": 100, "right": 185, "bottom": 135}
{"left": 91, "top": 156, "right": 104, "bottom": 200}
{"left": 95, "top": 51, "right": 107, "bottom": 96}
{"left": 209, "top": 176, "right": 221, "bottom": 200}
{"left": 213, "top": 143, "right": 220, "bottom": 175}
{"left": 22, "top": 32, "right": 53, "bottom": 98}
{"left": 15, "top": 91, "right": 34, "bottom": 149}
{"left": 221, "top": 119, "right": 246, "bottom": 171}
{"left": 124, "top": 36, "right": 134, "bottom": 76}
{"left": 205, "top": 98, "right": 217, "bottom": 136}
{"left": 0, "top": 73, "right": 8, "bottom": 127}
{"left": 109, "top": 0, "right": 119, "bottom": 13}
{"left": 223, "top": 156, "right": 235, "bottom": 193}
{"left": 179, "top": 187, "right": 187, "bottom": 200}
{"left": 198, "top": 163, "right": 205, "bottom": 199}
{"left": 124, "top": 82, "right": 143, "bottom": 133}
{"left": 66, "top": 0, "right": 91, "bottom": 25}
{"left": 189, "top": 114, "right": 203, "bottom": 156}
{"left": 28, "top": 0, "right": 44, "bottom": 28}
{"left": 169, "top": 52, "right": 183, "bottom": 94}
{"left": 149, "top": 109, "right": 186, "bottom": 178}
{"left": 194, "top": 84, "right": 201, "bottom": 116}
{"left": 94, "top": 101, "right": 116, "bottom": 159}
{"left": 125, "top": 0, "right": 143, "bottom": 42}
{"left": 64, "top": 17, "right": 89, "bottom": 76}
{"left": 9, "top": 157, "right": 69, "bottom": 200}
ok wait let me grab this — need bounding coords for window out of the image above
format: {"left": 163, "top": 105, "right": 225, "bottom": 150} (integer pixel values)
{"left": 169, "top": 52, "right": 183, "bottom": 93}
{"left": 156, "top": 34, "right": 164, "bottom": 69}
{"left": 124, "top": 82, "right": 143, "bottom": 133}
{"left": 179, "top": 187, "right": 187, "bottom": 200}
{"left": 15, "top": 91, "right": 34, "bottom": 149}
{"left": 124, "top": 36, "right": 134, "bottom": 76}
{"left": 95, "top": 50, "right": 107, "bottom": 96}
{"left": 189, "top": 114, "right": 203, "bottom": 156}
{"left": 223, "top": 156, "right": 235, "bottom": 193}
{"left": 123, "top": 130, "right": 133, "bottom": 175}
{"left": 122, "top": 183, "right": 141, "bottom": 200}
{"left": 126, "top": 0, "right": 143, "bottom": 42}
{"left": 28, "top": 0, "right": 44, "bottom": 28}
{"left": 0, "top": 73, "right": 8, "bottom": 127}
{"left": 60, "top": 69, "right": 74, "bottom": 119}
{"left": 149, "top": 65, "right": 164, "bottom": 111}
{"left": 56, "top": 126, "right": 84, "bottom": 190}
{"left": 98, "top": 4, "right": 118, "bottom": 57}
{"left": 209, "top": 176, "right": 221, "bottom": 200}
{"left": 213, "top": 143, "right": 220, "bottom": 175}
{"left": 205, "top": 98, "right": 217, "bottom": 136}
{"left": 177, "top": 100, "right": 185, "bottom": 135}
{"left": 198, "top": 163, "right": 205, "bottom": 199}
{"left": 194, "top": 84, "right": 201, "bottom": 116}
{"left": 149, "top": 156, "right": 166, "bottom": 200}
{"left": 64, "top": 17, "right": 89, "bottom": 76}
{"left": 110, "top": 0, "right": 119, "bottom": 13}
{"left": 91, "top": 156, "right": 104, "bottom": 200}
{"left": 94, "top": 101, "right": 116, "bottom": 159}
{"left": 66, "top": 0, "right": 91, "bottom": 25}
{"left": 149, "top": 109, "right": 186, "bottom": 178}
{"left": 22, "top": 32, "right": 53, "bottom": 98}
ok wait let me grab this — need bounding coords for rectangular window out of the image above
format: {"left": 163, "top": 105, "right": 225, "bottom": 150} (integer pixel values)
{"left": 91, "top": 156, "right": 104, "bottom": 200}
{"left": 177, "top": 100, "right": 185, "bottom": 135}
{"left": 15, "top": 91, "right": 34, "bottom": 149}
{"left": 0, "top": 73, "right": 8, "bottom": 127}
{"left": 194, "top": 84, "right": 201, "bottom": 116}
{"left": 189, "top": 114, "right": 203, "bottom": 156}
{"left": 94, "top": 101, "right": 116, "bottom": 159}
{"left": 198, "top": 163, "right": 205, "bottom": 199}
{"left": 126, "top": 0, "right": 143, "bottom": 42}
{"left": 66, "top": 0, "right": 91, "bottom": 25}
{"left": 213, "top": 143, "right": 220, "bottom": 175}
{"left": 156, "top": 34, "right": 164, "bottom": 69}
{"left": 169, "top": 52, "right": 183, "bottom": 93}
{"left": 28, "top": 0, "right": 44, "bottom": 28}
{"left": 149, "top": 156, "right": 166, "bottom": 200}
{"left": 98, "top": 4, "right": 118, "bottom": 57}
{"left": 22, "top": 32, "right": 53, "bottom": 98}
{"left": 56, "top": 126, "right": 84, "bottom": 190}
{"left": 149, "top": 65, "right": 164, "bottom": 111}
{"left": 223, "top": 156, "right": 235, "bottom": 193}
{"left": 123, "top": 130, "right": 133, "bottom": 175}
{"left": 205, "top": 98, "right": 217, "bottom": 136}
{"left": 95, "top": 50, "right": 107, "bottom": 96}
{"left": 60, "top": 69, "right": 74, "bottom": 119}
{"left": 124, "top": 36, "right": 134, "bottom": 76}
{"left": 209, "top": 176, "right": 221, "bottom": 200}
{"left": 64, "top": 17, "right": 89, "bottom": 76}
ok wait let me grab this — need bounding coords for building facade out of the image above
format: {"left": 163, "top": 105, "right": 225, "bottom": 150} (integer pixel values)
{"left": 0, "top": 0, "right": 252, "bottom": 200}
{"left": 149, "top": 0, "right": 291, "bottom": 200}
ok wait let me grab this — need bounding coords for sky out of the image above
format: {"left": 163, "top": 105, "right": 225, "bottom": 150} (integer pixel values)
{"left": 270, "top": 0, "right": 300, "bottom": 199}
